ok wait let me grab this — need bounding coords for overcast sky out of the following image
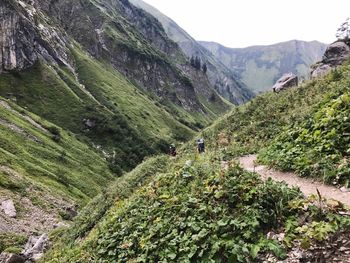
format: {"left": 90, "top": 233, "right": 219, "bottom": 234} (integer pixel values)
{"left": 142, "top": 0, "right": 350, "bottom": 48}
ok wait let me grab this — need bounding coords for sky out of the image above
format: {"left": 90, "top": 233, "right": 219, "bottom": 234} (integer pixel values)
{"left": 141, "top": 0, "right": 350, "bottom": 48}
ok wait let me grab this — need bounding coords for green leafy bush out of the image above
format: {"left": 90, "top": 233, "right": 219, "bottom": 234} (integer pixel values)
{"left": 259, "top": 91, "right": 350, "bottom": 186}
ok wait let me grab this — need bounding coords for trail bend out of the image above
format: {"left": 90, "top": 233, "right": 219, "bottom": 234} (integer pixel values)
{"left": 239, "top": 155, "right": 350, "bottom": 207}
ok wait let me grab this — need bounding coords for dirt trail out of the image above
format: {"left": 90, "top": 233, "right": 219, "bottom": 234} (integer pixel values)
{"left": 239, "top": 155, "right": 350, "bottom": 207}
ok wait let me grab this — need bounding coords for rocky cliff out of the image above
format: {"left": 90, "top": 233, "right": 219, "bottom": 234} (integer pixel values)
{"left": 0, "top": 0, "right": 234, "bottom": 178}
{"left": 1, "top": 0, "right": 227, "bottom": 113}
{"left": 0, "top": 0, "right": 72, "bottom": 72}
{"left": 129, "top": 0, "right": 254, "bottom": 104}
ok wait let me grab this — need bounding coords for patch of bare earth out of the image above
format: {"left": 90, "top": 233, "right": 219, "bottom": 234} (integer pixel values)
{"left": 0, "top": 166, "right": 73, "bottom": 236}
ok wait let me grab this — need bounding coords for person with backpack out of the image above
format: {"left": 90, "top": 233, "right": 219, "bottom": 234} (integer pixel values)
{"left": 169, "top": 144, "right": 177, "bottom": 157}
{"left": 197, "top": 138, "right": 205, "bottom": 153}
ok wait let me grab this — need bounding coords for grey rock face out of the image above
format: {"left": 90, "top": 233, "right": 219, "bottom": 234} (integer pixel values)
{"left": 1, "top": 199, "right": 16, "bottom": 218}
{"left": 129, "top": 0, "right": 253, "bottom": 104}
{"left": 0, "top": 0, "right": 71, "bottom": 73}
{"left": 323, "top": 41, "right": 350, "bottom": 66}
{"left": 311, "top": 64, "right": 332, "bottom": 78}
{"left": 272, "top": 73, "right": 298, "bottom": 92}
{"left": 37, "top": 0, "right": 204, "bottom": 111}
{"left": 311, "top": 40, "right": 350, "bottom": 78}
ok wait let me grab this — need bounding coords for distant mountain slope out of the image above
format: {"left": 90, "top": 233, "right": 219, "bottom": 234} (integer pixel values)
{"left": 129, "top": 0, "right": 254, "bottom": 104}
{"left": 200, "top": 40, "right": 327, "bottom": 93}
{"left": 0, "top": 0, "right": 233, "bottom": 174}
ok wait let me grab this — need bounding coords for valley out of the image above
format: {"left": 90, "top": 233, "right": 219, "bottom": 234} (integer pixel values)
{"left": 0, "top": 0, "right": 350, "bottom": 262}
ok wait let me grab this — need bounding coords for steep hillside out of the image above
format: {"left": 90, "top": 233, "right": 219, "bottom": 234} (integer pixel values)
{"left": 0, "top": 96, "right": 115, "bottom": 253}
{"left": 0, "top": 0, "right": 232, "bottom": 173}
{"left": 259, "top": 67, "right": 350, "bottom": 186}
{"left": 0, "top": 0, "right": 234, "bottom": 256}
{"left": 129, "top": 0, "right": 254, "bottom": 104}
{"left": 202, "top": 57, "right": 350, "bottom": 189}
{"left": 200, "top": 40, "right": 327, "bottom": 93}
{"left": 41, "top": 47, "right": 350, "bottom": 263}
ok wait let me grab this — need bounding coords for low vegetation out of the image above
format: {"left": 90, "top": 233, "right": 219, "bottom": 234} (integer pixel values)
{"left": 43, "top": 150, "right": 350, "bottom": 262}
{"left": 259, "top": 67, "right": 350, "bottom": 186}
{"left": 0, "top": 97, "right": 114, "bottom": 204}
{"left": 40, "top": 58, "right": 350, "bottom": 262}
{"left": 202, "top": 61, "right": 350, "bottom": 187}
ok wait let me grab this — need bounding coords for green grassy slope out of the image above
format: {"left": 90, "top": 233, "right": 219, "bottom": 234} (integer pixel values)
{"left": 199, "top": 60, "right": 350, "bottom": 188}
{"left": 202, "top": 62, "right": 350, "bottom": 160}
{"left": 0, "top": 97, "right": 113, "bottom": 206}
{"left": 42, "top": 62, "right": 350, "bottom": 261}
{"left": 42, "top": 144, "right": 350, "bottom": 262}
{"left": 0, "top": 45, "right": 197, "bottom": 173}
{"left": 259, "top": 67, "right": 350, "bottom": 186}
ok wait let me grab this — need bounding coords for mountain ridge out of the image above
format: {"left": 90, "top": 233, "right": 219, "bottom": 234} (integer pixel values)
{"left": 200, "top": 39, "right": 327, "bottom": 93}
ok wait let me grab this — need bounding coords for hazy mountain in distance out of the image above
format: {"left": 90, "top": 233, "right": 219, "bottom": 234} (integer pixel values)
{"left": 200, "top": 40, "right": 327, "bottom": 93}
{"left": 129, "top": 0, "right": 254, "bottom": 104}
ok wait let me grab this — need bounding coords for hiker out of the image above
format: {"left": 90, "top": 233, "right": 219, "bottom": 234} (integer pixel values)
{"left": 197, "top": 138, "right": 205, "bottom": 153}
{"left": 169, "top": 144, "right": 177, "bottom": 157}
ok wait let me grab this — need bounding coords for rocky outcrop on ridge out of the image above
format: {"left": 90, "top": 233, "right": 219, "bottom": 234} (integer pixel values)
{"left": 311, "top": 40, "right": 350, "bottom": 78}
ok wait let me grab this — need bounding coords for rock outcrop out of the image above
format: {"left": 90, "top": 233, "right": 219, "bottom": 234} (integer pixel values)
{"left": 22, "top": 234, "right": 48, "bottom": 262}
{"left": 272, "top": 73, "right": 298, "bottom": 92}
{"left": 311, "top": 40, "right": 350, "bottom": 78}
{"left": 0, "top": 234, "right": 48, "bottom": 263}
{"left": 0, "top": 0, "right": 72, "bottom": 73}
{"left": 1, "top": 199, "right": 16, "bottom": 218}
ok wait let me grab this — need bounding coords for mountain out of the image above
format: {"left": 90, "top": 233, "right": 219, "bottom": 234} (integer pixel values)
{"left": 42, "top": 43, "right": 350, "bottom": 262}
{"left": 200, "top": 40, "right": 327, "bottom": 93}
{"left": 0, "top": 0, "right": 233, "bottom": 172}
{"left": 1, "top": 2, "right": 350, "bottom": 258}
{"left": 129, "top": 0, "right": 254, "bottom": 104}
{"left": 0, "top": 0, "right": 235, "bottom": 252}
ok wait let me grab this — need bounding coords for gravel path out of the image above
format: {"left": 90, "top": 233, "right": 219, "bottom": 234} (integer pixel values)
{"left": 239, "top": 155, "right": 350, "bottom": 207}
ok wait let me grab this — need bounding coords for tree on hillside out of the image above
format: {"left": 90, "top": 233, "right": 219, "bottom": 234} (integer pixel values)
{"left": 190, "top": 55, "right": 202, "bottom": 70}
{"left": 195, "top": 56, "right": 201, "bottom": 70}
{"left": 190, "top": 56, "right": 195, "bottom": 67}
{"left": 202, "top": 63, "right": 207, "bottom": 74}
{"left": 336, "top": 17, "right": 350, "bottom": 40}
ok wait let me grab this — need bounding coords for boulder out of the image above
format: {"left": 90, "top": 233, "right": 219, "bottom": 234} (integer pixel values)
{"left": 22, "top": 234, "right": 48, "bottom": 261}
{"left": 311, "top": 40, "right": 350, "bottom": 78}
{"left": 272, "top": 73, "right": 298, "bottom": 92}
{"left": 311, "top": 63, "right": 332, "bottom": 78}
{"left": 322, "top": 41, "right": 350, "bottom": 67}
{"left": 1, "top": 199, "right": 17, "bottom": 218}
{"left": 0, "top": 253, "right": 25, "bottom": 263}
